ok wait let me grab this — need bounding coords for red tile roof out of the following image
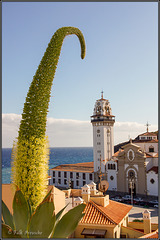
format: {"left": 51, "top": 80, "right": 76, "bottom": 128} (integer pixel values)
{"left": 146, "top": 153, "right": 158, "bottom": 158}
{"left": 97, "top": 200, "right": 132, "bottom": 224}
{"left": 138, "top": 132, "right": 157, "bottom": 136}
{"left": 50, "top": 161, "right": 94, "bottom": 173}
{"left": 147, "top": 166, "right": 158, "bottom": 174}
{"left": 80, "top": 199, "right": 132, "bottom": 225}
{"left": 80, "top": 201, "right": 115, "bottom": 225}
{"left": 134, "top": 139, "right": 158, "bottom": 143}
{"left": 139, "top": 229, "right": 158, "bottom": 239}
{"left": 113, "top": 149, "right": 124, "bottom": 157}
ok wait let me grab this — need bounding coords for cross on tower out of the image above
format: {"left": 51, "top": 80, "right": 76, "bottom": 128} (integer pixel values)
{"left": 101, "top": 91, "right": 103, "bottom": 99}
{"left": 145, "top": 121, "right": 151, "bottom": 132}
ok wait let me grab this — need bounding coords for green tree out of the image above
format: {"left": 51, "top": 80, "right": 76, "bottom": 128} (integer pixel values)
{"left": 11, "top": 27, "right": 86, "bottom": 210}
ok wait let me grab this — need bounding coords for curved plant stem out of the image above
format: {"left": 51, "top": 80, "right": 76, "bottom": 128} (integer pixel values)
{"left": 11, "top": 27, "right": 86, "bottom": 210}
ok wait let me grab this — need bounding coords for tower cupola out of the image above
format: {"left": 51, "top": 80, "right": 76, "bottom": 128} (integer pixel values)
{"left": 143, "top": 210, "right": 151, "bottom": 234}
{"left": 91, "top": 91, "right": 115, "bottom": 123}
{"left": 74, "top": 197, "right": 84, "bottom": 207}
{"left": 88, "top": 181, "right": 97, "bottom": 195}
{"left": 81, "top": 184, "right": 90, "bottom": 203}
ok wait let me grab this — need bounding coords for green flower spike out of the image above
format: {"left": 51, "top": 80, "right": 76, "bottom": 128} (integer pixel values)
{"left": 11, "top": 27, "right": 86, "bottom": 210}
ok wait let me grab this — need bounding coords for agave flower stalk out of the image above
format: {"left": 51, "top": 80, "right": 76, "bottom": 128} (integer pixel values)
{"left": 11, "top": 27, "right": 86, "bottom": 210}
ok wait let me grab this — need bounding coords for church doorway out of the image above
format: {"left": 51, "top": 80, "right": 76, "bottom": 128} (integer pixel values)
{"left": 128, "top": 170, "right": 136, "bottom": 196}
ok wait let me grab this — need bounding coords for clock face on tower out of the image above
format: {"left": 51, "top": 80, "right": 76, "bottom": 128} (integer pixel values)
{"left": 127, "top": 149, "right": 135, "bottom": 161}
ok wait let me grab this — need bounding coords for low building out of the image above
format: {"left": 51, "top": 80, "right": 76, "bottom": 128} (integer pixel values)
{"left": 73, "top": 183, "right": 158, "bottom": 239}
{"left": 49, "top": 162, "right": 94, "bottom": 189}
{"left": 49, "top": 94, "right": 158, "bottom": 197}
{"left": 74, "top": 183, "right": 132, "bottom": 238}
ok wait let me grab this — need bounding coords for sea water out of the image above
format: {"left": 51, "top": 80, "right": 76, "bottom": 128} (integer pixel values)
{"left": 2, "top": 147, "right": 93, "bottom": 184}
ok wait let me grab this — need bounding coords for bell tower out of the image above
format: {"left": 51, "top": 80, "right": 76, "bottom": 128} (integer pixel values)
{"left": 91, "top": 92, "right": 115, "bottom": 173}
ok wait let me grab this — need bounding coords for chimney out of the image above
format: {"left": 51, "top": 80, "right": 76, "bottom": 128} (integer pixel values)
{"left": 81, "top": 184, "right": 90, "bottom": 203}
{"left": 143, "top": 210, "right": 151, "bottom": 234}
{"left": 88, "top": 181, "right": 97, "bottom": 196}
{"left": 74, "top": 197, "right": 84, "bottom": 207}
{"left": 91, "top": 195, "right": 109, "bottom": 207}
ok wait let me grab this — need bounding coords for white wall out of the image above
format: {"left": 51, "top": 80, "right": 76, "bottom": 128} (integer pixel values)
{"left": 106, "top": 161, "right": 117, "bottom": 190}
{"left": 147, "top": 171, "right": 158, "bottom": 196}
{"left": 135, "top": 142, "right": 158, "bottom": 153}
{"left": 49, "top": 169, "right": 94, "bottom": 189}
{"left": 145, "top": 158, "right": 153, "bottom": 171}
{"left": 93, "top": 123, "right": 114, "bottom": 173}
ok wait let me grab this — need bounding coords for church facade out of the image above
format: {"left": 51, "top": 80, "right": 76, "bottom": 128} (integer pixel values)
{"left": 49, "top": 93, "right": 158, "bottom": 197}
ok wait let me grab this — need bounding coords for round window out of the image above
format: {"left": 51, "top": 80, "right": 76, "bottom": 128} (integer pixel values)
{"left": 129, "top": 171, "right": 135, "bottom": 178}
{"left": 110, "top": 176, "right": 114, "bottom": 181}
{"left": 150, "top": 178, "right": 155, "bottom": 184}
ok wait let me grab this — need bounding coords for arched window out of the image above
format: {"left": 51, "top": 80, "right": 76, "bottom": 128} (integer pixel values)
{"left": 111, "top": 164, "right": 113, "bottom": 169}
{"left": 110, "top": 176, "right": 114, "bottom": 181}
{"left": 108, "top": 164, "right": 111, "bottom": 169}
{"left": 128, "top": 170, "right": 135, "bottom": 178}
{"left": 113, "top": 164, "right": 115, "bottom": 170}
{"left": 149, "top": 146, "right": 154, "bottom": 152}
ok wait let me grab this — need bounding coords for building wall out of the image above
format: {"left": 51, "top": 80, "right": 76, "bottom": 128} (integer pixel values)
{"left": 135, "top": 142, "right": 158, "bottom": 153}
{"left": 127, "top": 221, "right": 158, "bottom": 231}
{"left": 121, "top": 226, "right": 144, "bottom": 238}
{"left": 2, "top": 184, "right": 65, "bottom": 215}
{"left": 128, "top": 221, "right": 144, "bottom": 230}
{"left": 50, "top": 169, "right": 94, "bottom": 189}
{"left": 92, "top": 122, "right": 114, "bottom": 173}
{"left": 106, "top": 161, "right": 117, "bottom": 191}
{"left": 2, "top": 184, "right": 16, "bottom": 214}
{"left": 49, "top": 186, "right": 66, "bottom": 214}
{"left": 147, "top": 171, "right": 158, "bottom": 196}
{"left": 153, "top": 158, "right": 158, "bottom": 166}
{"left": 145, "top": 158, "right": 153, "bottom": 171}
{"left": 117, "top": 144, "right": 147, "bottom": 195}
{"left": 75, "top": 214, "right": 129, "bottom": 239}
{"left": 74, "top": 223, "right": 115, "bottom": 238}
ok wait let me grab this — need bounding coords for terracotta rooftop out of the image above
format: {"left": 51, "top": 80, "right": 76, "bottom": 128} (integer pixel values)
{"left": 134, "top": 139, "right": 158, "bottom": 143}
{"left": 139, "top": 229, "right": 158, "bottom": 239}
{"left": 114, "top": 150, "right": 158, "bottom": 159}
{"left": 80, "top": 200, "right": 115, "bottom": 225}
{"left": 113, "top": 149, "right": 124, "bottom": 157}
{"left": 138, "top": 132, "right": 157, "bottom": 136}
{"left": 146, "top": 152, "right": 158, "bottom": 158}
{"left": 147, "top": 166, "right": 158, "bottom": 174}
{"left": 96, "top": 200, "right": 132, "bottom": 224}
{"left": 80, "top": 199, "right": 132, "bottom": 225}
{"left": 50, "top": 161, "right": 94, "bottom": 173}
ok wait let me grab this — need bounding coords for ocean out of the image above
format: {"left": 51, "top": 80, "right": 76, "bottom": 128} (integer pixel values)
{"left": 2, "top": 147, "right": 93, "bottom": 184}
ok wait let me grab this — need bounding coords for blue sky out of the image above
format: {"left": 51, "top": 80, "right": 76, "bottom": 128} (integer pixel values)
{"left": 2, "top": 2, "right": 158, "bottom": 147}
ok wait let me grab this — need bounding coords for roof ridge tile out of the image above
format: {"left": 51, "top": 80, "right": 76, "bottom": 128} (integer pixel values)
{"left": 89, "top": 200, "right": 116, "bottom": 224}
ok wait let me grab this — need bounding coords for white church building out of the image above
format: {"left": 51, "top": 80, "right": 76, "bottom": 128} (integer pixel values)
{"left": 49, "top": 93, "right": 158, "bottom": 197}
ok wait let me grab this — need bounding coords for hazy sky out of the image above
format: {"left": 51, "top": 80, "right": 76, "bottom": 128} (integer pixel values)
{"left": 2, "top": 2, "right": 158, "bottom": 147}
